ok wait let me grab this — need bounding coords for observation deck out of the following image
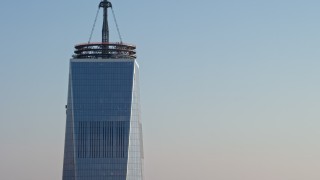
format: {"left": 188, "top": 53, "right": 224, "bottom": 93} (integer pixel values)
{"left": 73, "top": 42, "right": 136, "bottom": 59}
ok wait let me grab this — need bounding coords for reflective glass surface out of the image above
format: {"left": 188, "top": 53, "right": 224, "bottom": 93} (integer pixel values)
{"left": 62, "top": 59, "right": 144, "bottom": 180}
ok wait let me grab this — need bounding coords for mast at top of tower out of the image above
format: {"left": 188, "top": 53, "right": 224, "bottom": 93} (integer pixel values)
{"left": 73, "top": 0, "right": 136, "bottom": 59}
{"left": 99, "top": 0, "right": 112, "bottom": 43}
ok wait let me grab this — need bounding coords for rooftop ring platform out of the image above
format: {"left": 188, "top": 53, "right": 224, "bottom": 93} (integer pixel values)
{"left": 73, "top": 42, "right": 136, "bottom": 59}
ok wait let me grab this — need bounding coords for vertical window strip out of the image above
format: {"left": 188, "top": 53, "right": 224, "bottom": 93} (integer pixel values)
{"left": 103, "top": 121, "right": 105, "bottom": 158}
{"left": 90, "top": 122, "right": 93, "bottom": 158}
{"left": 118, "top": 122, "right": 121, "bottom": 158}
{"left": 110, "top": 121, "right": 112, "bottom": 158}
{"left": 93, "top": 122, "right": 96, "bottom": 158}
{"left": 115, "top": 122, "right": 118, "bottom": 158}
{"left": 97, "top": 121, "right": 100, "bottom": 158}
{"left": 81, "top": 122, "right": 86, "bottom": 158}
{"left": 80, "top": 122, "right": 82, "bottom": 158}
{"left": 77, "top": 122, "right": 80, "bottom": 158}
{"left": 94, "top": 121, "right": 97, "bottom": 158}
{"left": 111, "top": 121, "right": 114, "bottom": 157}
{"left": 84, "top": 122, "right": 87, "bottom": 158}
{"left": 121, "top": 122, "right": 123, "bottom": 158}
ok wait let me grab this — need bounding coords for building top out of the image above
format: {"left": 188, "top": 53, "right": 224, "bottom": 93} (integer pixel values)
{"left": 73, "top": 0, "right": 136, "bottom": 59}
{"left": 73, "top": 42, "right": 136, "bottom": 59}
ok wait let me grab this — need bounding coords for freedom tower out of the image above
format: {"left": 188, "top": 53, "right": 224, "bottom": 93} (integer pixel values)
{"left": 62, "top": 1, "right": 144, "bottom": 180}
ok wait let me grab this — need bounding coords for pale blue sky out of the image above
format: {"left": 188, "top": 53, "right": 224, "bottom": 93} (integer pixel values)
{"left": 1, "top": 0, "right": 320, "bottom": 179}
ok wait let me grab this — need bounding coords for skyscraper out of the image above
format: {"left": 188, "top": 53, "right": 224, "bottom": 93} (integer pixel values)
{"left": 62, "top": 1, "right": 144, "bottom": 180}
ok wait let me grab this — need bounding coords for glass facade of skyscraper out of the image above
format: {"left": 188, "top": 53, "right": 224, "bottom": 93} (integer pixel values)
{"left": 62, "top": 59, "right": 144, "bottom": 180}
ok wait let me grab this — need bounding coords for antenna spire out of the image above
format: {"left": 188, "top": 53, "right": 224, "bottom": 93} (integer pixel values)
{"left": 73, "top": 0, "right": 136, "bottom": 59}
{"left": 99, "top": 0, "right": 112, "bottom": 43}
